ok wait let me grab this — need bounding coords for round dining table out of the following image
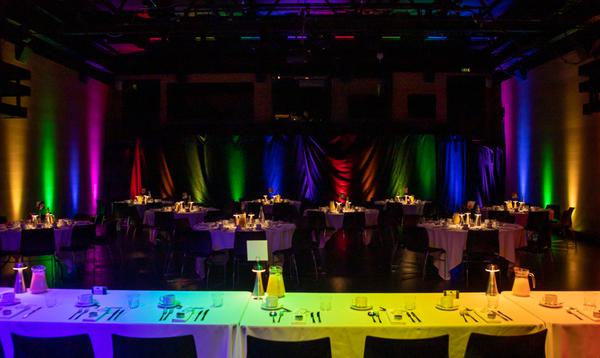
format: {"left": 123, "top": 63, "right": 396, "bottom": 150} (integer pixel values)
{"left": 143, "top": 207, "right": 218, "bottom": 227}
{"left": 192, "top": 221, "right": 295, "bottom": 253}
{"left": 419, "top": 222, "right": 526, "bottom": 280}
{"left": 241, "top": 199, "right": 301, "bottom": 215}
{"left": 374, "top": 200, "right": 429, "bottom": 215}
{"left": 0, "top": 222, "right": 93, "bottom": 253}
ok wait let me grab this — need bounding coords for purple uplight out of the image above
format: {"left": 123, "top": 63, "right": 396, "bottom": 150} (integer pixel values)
{"left": 287, "top": 35, "right": 307, "bottom": 40}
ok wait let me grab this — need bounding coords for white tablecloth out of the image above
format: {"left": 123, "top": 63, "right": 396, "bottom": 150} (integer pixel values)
{"left": 192, "top": 222, "right": 295, "bottom": 253}
{"left": 502, "top": 291, "right": 600, "bottom": 358}
{"left": 0, "top": 288, "right": 249, "bottom": 358}
{"left": 420, "top": 223, "right": 526, "bottom": 280}
{"left": 374, "top": 201, "right": 429, "bottom": 215}
{"left": 237, "top": 292, "right": 544, "bottom": 358}
{"left": 0, "top": 225, "right": 85, "bottom": 253}
{"left": 241, "top": 200, "right": 301, "bottom": 215}
{"left": 143, "top": 208, "right": 217, "bottom": 227}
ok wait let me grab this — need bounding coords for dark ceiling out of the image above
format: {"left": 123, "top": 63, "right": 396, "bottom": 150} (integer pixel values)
{"left": 2, "top": 0, "right": 599, "bottom": 82}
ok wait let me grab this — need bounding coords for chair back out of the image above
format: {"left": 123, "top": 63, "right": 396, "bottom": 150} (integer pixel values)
{"left": 546, "top": 204, "right": 560, "bottom": 219}
{"left": 246, "top": 336, "right": 331, "bottom": 358}
{"left": 403, "top": 226, "right": 430, "bottom": 253}
{"left": 184, "top": 230, "right": 213, "bottom": 257}
{"left": 307, "top": 210, "right": 326, "bottom": 231}
{"left": 402, "top": 214, "right": 421, "bottom": 228}
{"left": 525, "top": 211, "right": 549, "bottom": 231}
{"left": 233, "top": 230, "right": 267, "bottom": 258}
{"left": 342, "top": 212, "right": 365, "bottom": 230}
{"left": 464, "top": 330, "right": 547, "bottom": 358}
{"left": 245, "top": 202, "right": 263, "bottom": 216}
{"left": 12, "top": 333, "right": 94, "bottom": 358}
{"left": 70, "top": 224, "right": 96, "bottom": 251}
{"left": 112, "top": 202, "right": 130, "bottom": 219}
{"left": 203, "top": 209, "right": 222, "bottom": 223}
{"left": 383, "top": 203, "right": 403, "bottom": 226}
{"left": 272, "top": 203, "right": 295, "bottom": 221}
{"left": 364, "top": 335, "right": 449, "bottom": 358}
{"left": 561, "top": 207, "right": 575, "bottom": 227}
{"left": 422, "top": 202, "right": 436, "bottom": 218}
{"left": 112, "top": 334, "right": 197, "bottom": 358}
{"left": 154, "top": 211, "right": 175, "bottom": 232}
{"left": 20, "top": 228, "right": 55, "bottom": 257}
{"left": 291, "top": 218, "right": 315, "bottom": 251}
{"left": 466, "top": 230, "right": 499, "bottom": 256}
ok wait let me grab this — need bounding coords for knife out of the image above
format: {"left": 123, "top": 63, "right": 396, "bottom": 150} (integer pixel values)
{"left": 316, "top": 311, "right": 321, "bottom": 323}
{"left": 194, "top": 309, "right": 204, "bottom": 322}
{"left": 201, "top": 309, "right": 209, "bottom": 321}
{"left": 310, "top": 312, "right": 315, "bottom": 323}
{"left": 23, "top": 306, "right": 42, "bottom": 319}
{"left": 69, "top": 309, "right": 82, "bottom": 320}
{"left": 406, "top": 312, "right": 415, "bottom": 323}
{"left": 163, "top": 309, "right": 173, "bottom": 321}
{"left": 496, "top": 310, "right": 512, "bottom": 321}
{"left": 113, "top": 309, "right": 125, "bottom": 321}
{"left": 567, "top": 309, "right": 583, "bottom": 320}
{"left": 411, "top": 312, "right": 421, "bottom": 323}
{"left": 107, "top": 309, "right": 121, "bottom": 321}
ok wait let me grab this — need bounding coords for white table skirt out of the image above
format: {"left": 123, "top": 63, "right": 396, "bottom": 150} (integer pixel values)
{"left": 241, "top": 200, "right": 302, "bottom": 215}
{"left": 0, "top": 288, "right": 249, "bottom": 358}
{"left": 420, "top": 223, "right": 526, "bottom": 280}
{"left": 502, "top": 291, "right": 600, "bottom": 358}
{"left": 0, "top": 226, "right": 82, "bottom": 253}
{"left": 192, "top": 222, "right": 296, "bottom": 253}
{"left": 237, "top": 292, "right": 545, "bottom": 358}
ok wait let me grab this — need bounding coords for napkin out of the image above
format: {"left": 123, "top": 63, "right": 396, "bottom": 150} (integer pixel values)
{"left": 385, "top": 309, "right": 407, "bottom": 325}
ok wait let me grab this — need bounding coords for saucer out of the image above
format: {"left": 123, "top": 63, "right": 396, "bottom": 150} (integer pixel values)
{"left": 435, "top": 304, "right": 459, "bottom": 311}
{"left": 0, "top": 298, "right": 21, "bottom": 307}
{"left": 158, "top": 301, "right": 181, "bottom": 309}
{"left": 350, "top": 305, "right": 373, "bottom": 311}
{"left": 539, "top": 301, "right": 563, "bottom": 308}
{"left": 260, "top": 304, "right": 283, "bottom": 311}
{"left": 75, "top": 300, "right": 99, "bottom": 308}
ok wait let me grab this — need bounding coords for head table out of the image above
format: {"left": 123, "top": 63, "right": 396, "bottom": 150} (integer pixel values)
{"left": 1, "top": 288, "right": 598, "bottom": 358}
{"left": 419, "top": 222, "right": 526, "bottom": 280}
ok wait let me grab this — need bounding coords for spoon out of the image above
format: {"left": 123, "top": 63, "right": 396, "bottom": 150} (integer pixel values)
{"left": 278, "top": 311, "right": 284, "bottom": 323}
{"left": 367, "top": 311, "right": 377, "bottom": 323}
{"left": 269, "top": 311, "right": 277, "bottom": 323}
{"left": 567, "top": 307, "right": 583, "bottom": 320}
{"left": 374, "top": 311, "right": 382, "bottom": 323}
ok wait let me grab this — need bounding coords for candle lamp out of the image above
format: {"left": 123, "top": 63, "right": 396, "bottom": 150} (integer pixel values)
{"left": 13, "top": 262, "right": 28, "bottom": 294}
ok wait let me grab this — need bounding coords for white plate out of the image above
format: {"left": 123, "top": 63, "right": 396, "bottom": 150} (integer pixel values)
{"left": 435, "top": 304, "right": 459, "bottom": 311}
{"left": 158, "top": 301, "right": 181, "bottom": 309}
{"left": 75, "top": 300, "right": 99, "bottom": 308}
{"left": 260, "top": 304, "right": 283, "bottom": 311}
{"left": 350, "top": 305, "right": 373, "bottom": 311}
{"left": 539, "top": 301, "right": 563, "bottom": 309}
{"left": 0, "top": 298, "right": 21, "bottom": 307}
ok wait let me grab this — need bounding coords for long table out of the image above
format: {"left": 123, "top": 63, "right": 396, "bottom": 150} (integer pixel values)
{"left": 502, "top": 291, "right": 600, "bottom": 358}
{"left": 0, "top": 289, "right": 250, "bottom": 358}
{"left": 2, "top": 288, "right": 599, "bottom": 358}
{"left": 238, "top": 292, "right": 544, "bottom": 358}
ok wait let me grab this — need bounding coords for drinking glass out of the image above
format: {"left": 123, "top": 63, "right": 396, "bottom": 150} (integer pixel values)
{"left": 320, "top": 295, "right": 332, "bottom": 311}
{"left": 404, "top": 295, "right": 416, "bottom": 310}
{"left": 128, "top": 293, "right": 140, "bottom": 309}
{"left": 45, "top": 293, "right": 57, "bottom": 308}
{"left": 211, "top": 292, "right": 224, "bottom": 307}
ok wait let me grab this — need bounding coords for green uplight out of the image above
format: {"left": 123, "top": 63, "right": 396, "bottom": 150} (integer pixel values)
{"left": 41, "top": 117, "right": 56, "bottom": 212}
{"left": 185, "top": 138, "right": 209, "bottom": 204}
{"left": 415, "top": 135, "right": 436, "bottom": 199}
{"left": 542, "top": 142, "right": 553, "bottom": 207}
{"left": 227, "top": 136, "right": 245, "bottom": 201}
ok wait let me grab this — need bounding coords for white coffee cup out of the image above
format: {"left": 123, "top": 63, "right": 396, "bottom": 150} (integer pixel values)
{"left": 440, "top": 295, "right": 454, "bottom": 308}
{"left": 264, "top": 294, "right": 278, "bottom": 308}
{"left": 543, "top": 294, "right": 558, "bottom": 305}
{"left": 1, "top": 292, "right": 16, "bottom": 304}
{"left": 77, "top": 294, "right": 94, "bottom": 305}
{"left": 160, "top": 294, "right": 176, "bottom": 306}
{"left": 353, "top": 296, "right": 368, "bottom": 308}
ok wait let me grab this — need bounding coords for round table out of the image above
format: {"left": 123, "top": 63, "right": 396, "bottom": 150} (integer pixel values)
{"left": 419, "top": 222, "right": 526, "bottom": 280}
{"left": 241, "top": 200, "right": 301, "bottom": 215}
{"left": 374, "top": 200, "right": 429, "bottom": 215}
{"left": 143, "top": 208, "right": 217, "bottom": 227}
{"left": 0, "top": 222, "right": 92, "bottom": 253}
{"left": 192, "top": 221, "right": 295, "bottom": 253}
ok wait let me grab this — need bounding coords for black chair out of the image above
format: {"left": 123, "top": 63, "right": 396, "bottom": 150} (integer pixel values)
{"left": 402, "top": 214, "right": 421, "bottom": 228}
{"left": 62, "top": 224, "right": 95, "bottom": 268}
{"left": 274, "top": 217, "right": 317, "bottom": 283}
{"left": 245, "top": 202, "right": 263, "bottom": 216}
{"left": 246, "top": 336, "right": 331, "bottom": 358}
{"left": 422, "top": 201, "right": 436, "bottom": 219}
{"left": 73, "top": 213, "right": 94, "bottom": 222}
{"left": 487, "top": 210, "right": 515, "bottom": 224}
{"left": 307, "top": 210, "right": 327, "bottom": 245}
{"left": 112, "top": 334, "right": 197, "bottom": 358}
{"left": 272, "top": 203, "right": 295, "bottom": 221}
{"left": 232, "top": 230, "right": 267, "bottom": 287}
{"left": 364, "top": 335, "right": 449, "bottom": 358}
{"left": 545, "top": 204, "right": 560, "bottom": 222}
{"left": 525, "top": 211, "right": 550, "bottom": 232}
{"left": 464, "top": 229, "right": 500, "bottom": 286}
{"left": 402, "top": 226, "right": 446, "bottom": 280}
{"left": 181, "top": 230, "right": 227, "bottom": 287}
{"left": 382, "top": 203, "right": 404, "bottom": 267}
{"left": 0, "top": 215, "right": 7, "bottom": 224}
{"left": 464, "top": 329, "right": 547, "bottom": 358}
{"left": 203, "top": 209, "right": 222, "bottom": 223}
{"left": 11, "top": 333, "right": 94, "bottom": 358}
{"left": 20, "top": 228, "right": 60, "bottom": 286}
{"left": 112, "top": 202, "right": 131, "bottom": 234}
{"left": 154, "top": 211, "right": 175, "bottom": 239}
{"left": 127, "top": 205, "right": 144, "bottom": 238}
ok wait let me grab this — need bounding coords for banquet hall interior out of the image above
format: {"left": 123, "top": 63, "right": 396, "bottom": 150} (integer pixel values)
{"left": 1, "top": 1, "right": 600, "bottom": 357}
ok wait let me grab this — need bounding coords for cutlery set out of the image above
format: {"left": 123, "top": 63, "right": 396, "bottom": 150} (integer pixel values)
{"left": 458, "top": 308, "right": 513, "bottom": 323}
{"left": 310, "top": 311, "right": 321, "bottom": 323}
{"left": 160, "top": 307, "right": 209, "bottom": 322}
{"left": 68, "top": 307, "right": 126, "bottom": 322}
